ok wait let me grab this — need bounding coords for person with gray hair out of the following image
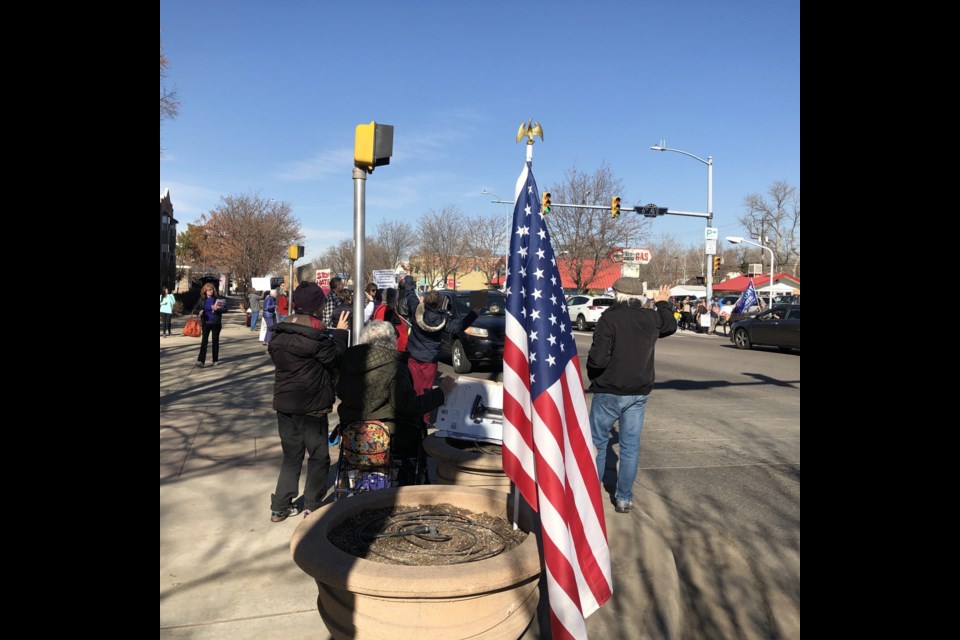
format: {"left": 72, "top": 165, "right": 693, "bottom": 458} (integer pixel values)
{"left": 587, "top": 278, "right": 677, "bottom": 514}
{"left": 357, "top": 318, "right": 397, "bottom": 349}
{"left": 336, "top": 320, "right": 456, "bottom": 485}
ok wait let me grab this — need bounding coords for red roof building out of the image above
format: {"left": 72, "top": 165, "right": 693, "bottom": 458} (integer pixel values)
{"left": 558, "top": 259, "right": 622, "bottom": 292}
{"left": 712, "top": 272, "right": 800, "bottom": 293}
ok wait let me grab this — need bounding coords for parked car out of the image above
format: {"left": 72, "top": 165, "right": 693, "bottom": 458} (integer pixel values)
{"left": 729, "top": 304, "right": 800, "bottom": 351}
{"left": 566, "top": 295, "right": 615, "bottom": 331}
{"left": 435, "top": 290, "right": 506, "bottom": 373}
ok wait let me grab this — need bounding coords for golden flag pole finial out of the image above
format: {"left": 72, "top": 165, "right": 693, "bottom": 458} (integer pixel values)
{"left": 516, "top": 119, "right": 544, "bottom": 145}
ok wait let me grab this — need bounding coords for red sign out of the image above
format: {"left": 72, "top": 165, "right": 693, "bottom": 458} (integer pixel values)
{"left": 316, "top": 269, "right": 331, "bottom": 287}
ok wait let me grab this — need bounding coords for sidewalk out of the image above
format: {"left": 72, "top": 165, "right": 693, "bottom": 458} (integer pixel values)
{"left": 160, "top": 320, "right": 682, "bottom": 639}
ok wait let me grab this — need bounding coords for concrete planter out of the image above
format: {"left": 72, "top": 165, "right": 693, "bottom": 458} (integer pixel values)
{"left": 423, "top": 434, "right": 511, "bottom": 491}
{"left": 291, "top": 485, "right": 541, "bottom": 640}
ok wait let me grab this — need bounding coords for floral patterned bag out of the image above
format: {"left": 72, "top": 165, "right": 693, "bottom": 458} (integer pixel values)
{"left": 341, "top": 421, "right": 391, "bottom": 467}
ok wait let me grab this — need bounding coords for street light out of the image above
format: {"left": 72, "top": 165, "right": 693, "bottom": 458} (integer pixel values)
{"left": 726, "top": 236, "right": 775, "bottom": 309}
{"left": 650, "top": 142, "right": 713, "bottom": 302}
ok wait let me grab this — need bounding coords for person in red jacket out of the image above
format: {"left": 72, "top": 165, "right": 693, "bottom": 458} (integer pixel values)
{"left": 372, "top": 287, "right": 409, "bottom": 352}
{"left": 277, "top": 287, "right": 289, "bottom": 322}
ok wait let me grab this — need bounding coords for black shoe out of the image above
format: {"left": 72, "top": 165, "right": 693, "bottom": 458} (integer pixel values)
{"left": 270, "top": 505, "right": 300, "bottom": 522}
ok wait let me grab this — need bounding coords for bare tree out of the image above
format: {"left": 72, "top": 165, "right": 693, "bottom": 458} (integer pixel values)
{"left": 544, "top": 164, "right": 648, "bottom": 293}
{"left": 313, "top": 240, "right": 355, "bottom": 285}
{"left": 739, "top": 180, "right": 800, "bottom": 277}
{"left": 198, "top": 193, "right": 303, "bottom": 294}
{"left": 374, "top": 219, "right": 417, "bottom": 272}
{"left": 160, "top": 33, "right": 180, "bottom": 155}
{"left": 415, "top": 205, "right": 470, "bottom": 289}
{"left": 636, "top": 234, "right": 687, "bottom": 286}
{"left": 465, "top": 213, "right": 510, "bottom": 286}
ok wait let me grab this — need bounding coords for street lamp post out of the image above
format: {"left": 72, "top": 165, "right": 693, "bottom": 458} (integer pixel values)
{"left": 650, "top": 143, "right": 713, "bottom": 303}
{"left": 726, "top": 236, "right": 775, "bottom": 309}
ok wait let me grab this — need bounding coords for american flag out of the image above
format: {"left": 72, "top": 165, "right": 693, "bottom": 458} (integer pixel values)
{"left": 501, "top": 162, "right": 613, "bottom": 639}
{"left": 733, "top": 278, "right": 759, "bottom": 315}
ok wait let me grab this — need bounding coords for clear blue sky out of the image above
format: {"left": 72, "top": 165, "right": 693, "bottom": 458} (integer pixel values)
{"left": 160, "top": 0, "right": 799, "bottom": 264}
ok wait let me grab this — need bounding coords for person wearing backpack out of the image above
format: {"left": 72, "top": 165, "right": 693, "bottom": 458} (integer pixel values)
{"left": 401, "top": 275, "right": 478, "bottom": 424}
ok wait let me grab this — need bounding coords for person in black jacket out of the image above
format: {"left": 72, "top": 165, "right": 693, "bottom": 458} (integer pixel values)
{"left": 401, "top": 275, "right": 478, "bottom": 425}
{"left": 267, "top": 282, "right": 349, "bottom": 521}
{"left": 191, "top": 282, "right": 225, "bottom": 367}
{"left": 587, "top": 279, "right": 677, "bottom": 514}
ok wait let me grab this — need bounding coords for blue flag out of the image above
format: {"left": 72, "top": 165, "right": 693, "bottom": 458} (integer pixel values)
{"left": 733, "top": 279, "right": 758, "bottom": 314}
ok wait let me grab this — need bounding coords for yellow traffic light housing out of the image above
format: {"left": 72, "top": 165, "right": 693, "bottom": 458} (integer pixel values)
{"left": 712, "top": 255, "right": 721, "bottom": 272}
{"left": 541, "top": 192, "right": 551, "bottom": 214}
{"left": 611, "top": 196, "right": 621, "bottom": 218}
{"left": 354, "top": 121, "right": 394, "bottom": 172}
{"left": 289, "top": 245, "right": 304, "bottom": 260}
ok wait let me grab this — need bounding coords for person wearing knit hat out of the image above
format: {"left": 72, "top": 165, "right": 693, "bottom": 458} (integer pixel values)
{"left": 586, "top": 281, "right": 676, "bottom": 514}
{"left": 267, "top": 281, "right": 349, "bottom": 523}
{"left": 293, "top": 281, "right": 327, "bottom": 316}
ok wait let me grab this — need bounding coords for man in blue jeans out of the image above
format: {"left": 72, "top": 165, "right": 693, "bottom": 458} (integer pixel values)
{"left": 587, "top": 278, "right": 676, "bottom": 513}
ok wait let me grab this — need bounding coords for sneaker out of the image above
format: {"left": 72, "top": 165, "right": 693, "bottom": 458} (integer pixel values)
{"left": 213, "top": 361, "right": 221, "bottom": 366}
{"left": 195, "top": 361, "right": 204, "bottom": 368}
{"left": 615, "top": 500, "right": 633, "bottom": 513}
{"left": 270, "top": 505, "right": 300, "bottom": 522}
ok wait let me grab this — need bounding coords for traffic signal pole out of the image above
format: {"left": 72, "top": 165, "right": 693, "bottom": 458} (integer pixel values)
{"left": 352, "top": 166, "right": 367, "bottom": 340}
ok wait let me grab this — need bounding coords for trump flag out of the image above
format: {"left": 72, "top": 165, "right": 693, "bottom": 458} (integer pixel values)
{"left": 733, "top": 278, "right": 759, "bottom": 315}
{"left": 501, "top": 161, "right": 613, "bottom": 639}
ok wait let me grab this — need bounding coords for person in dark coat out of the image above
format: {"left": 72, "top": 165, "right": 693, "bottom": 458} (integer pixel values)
{"left": 401, "top": 275, "right": 477, "bottom": 423}
{"left": 336, "top": 320, "right": 455, "bottom": 484}
{"left": 191, "top": 282, "right": 225, "bottom": 367}
{"left": 267, "top": 282, "right": 349, "bottom": 521}
{"left": 587, "top": 278, "right": 677, "bottom": 514}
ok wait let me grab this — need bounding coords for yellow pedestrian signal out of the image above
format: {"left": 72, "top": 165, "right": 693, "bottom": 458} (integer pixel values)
{"left": 712, "top": 255, "right": 721, "bottom": 272}
{"left": 541, "top": 192, "right": 551, "bottom": 214}
{"left": 289, "top": 245, "right": 304, "bottom": 260}
{"left": 354, "top": 121, "right": 394, "bottom": 172}
{"left": 611, "top": 196, "right": 621, "bottom": 218}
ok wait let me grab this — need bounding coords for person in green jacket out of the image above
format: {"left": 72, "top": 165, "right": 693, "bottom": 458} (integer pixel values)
{"left": 336, "top": 320, "right": 456, "bottom": 485}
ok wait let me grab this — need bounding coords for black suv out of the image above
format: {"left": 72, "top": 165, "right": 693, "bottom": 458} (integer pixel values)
{"left": 435, "top": 290, "right": 506, "bottom": 373}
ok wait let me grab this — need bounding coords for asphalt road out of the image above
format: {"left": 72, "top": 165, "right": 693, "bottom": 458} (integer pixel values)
{"left": 439, "top": 329, "right": 801, "bottom": 639}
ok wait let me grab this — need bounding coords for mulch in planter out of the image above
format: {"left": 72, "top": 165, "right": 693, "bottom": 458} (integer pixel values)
{"left": 329, "top": 503, "right": 528, "bottom": 566}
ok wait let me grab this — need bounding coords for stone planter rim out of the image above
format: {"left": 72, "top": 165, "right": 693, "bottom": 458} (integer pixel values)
{"left": 291, "top": 485, "right": 540, "bottom": 598}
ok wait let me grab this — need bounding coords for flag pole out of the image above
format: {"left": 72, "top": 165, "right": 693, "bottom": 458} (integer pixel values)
{"left": 511, "top": 120, "right": 539, "bottom": 530}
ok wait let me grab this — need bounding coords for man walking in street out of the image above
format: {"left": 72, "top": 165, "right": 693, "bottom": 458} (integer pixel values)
{"left": 587, "top": 278, "right": 677, "bottom": 513}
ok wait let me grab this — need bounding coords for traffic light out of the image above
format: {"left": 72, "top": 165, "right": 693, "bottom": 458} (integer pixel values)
{"left": 611, "top": 196, "right": 621, "bottom": 218}
{"left": 289, "top": 245, "right": 304, "bottom": 260}
{"left": 541, "top": 192, "right": 551, "bottom": 214}
{"left": 712, "top": 255, "right": 721, "bottom": 272}
{"left": 354, "top": 121, "right": 394, "bottom": 172}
